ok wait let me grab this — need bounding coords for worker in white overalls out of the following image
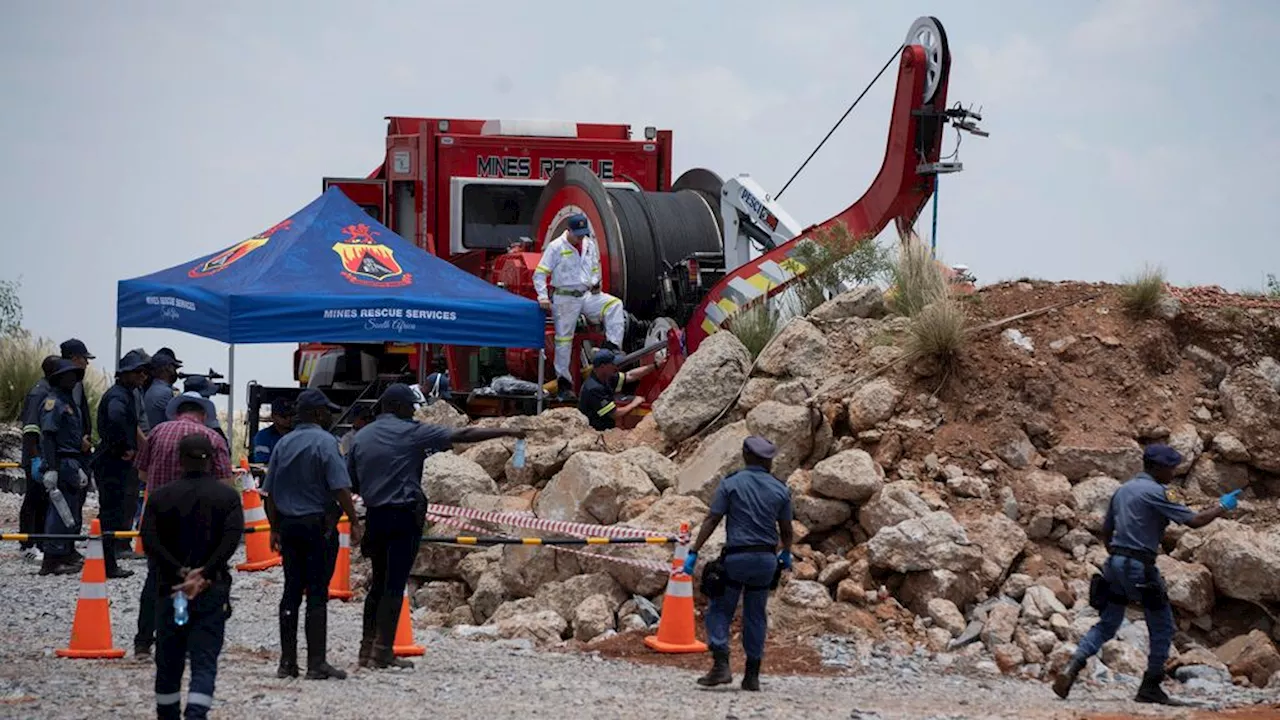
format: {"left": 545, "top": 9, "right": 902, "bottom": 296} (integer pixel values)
{"left": 532, "top": 213, "right": 625, "bottom": 401}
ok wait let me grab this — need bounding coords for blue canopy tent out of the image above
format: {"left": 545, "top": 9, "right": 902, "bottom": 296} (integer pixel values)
{"left": 116, "top": 187, "right": 547, "bottom": 451}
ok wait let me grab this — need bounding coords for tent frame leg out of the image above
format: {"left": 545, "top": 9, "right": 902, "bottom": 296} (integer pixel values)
{"left": 227, "top": 344, "right": 236, "bottom": 459}
{"left": 114, "top": 328, "right": 122, "bottom": 372}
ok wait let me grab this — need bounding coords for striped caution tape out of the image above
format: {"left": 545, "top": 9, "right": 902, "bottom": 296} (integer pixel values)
{"left": 426, "top": 513, "right": 671, "bottom": 573}
{"left": 1, "top": 526, "right": 671, "bottom": 546}
{"left": 426, "top": 503, "right": 665, "bottom": 540}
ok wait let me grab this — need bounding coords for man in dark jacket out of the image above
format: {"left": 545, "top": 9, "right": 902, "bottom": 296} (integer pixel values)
{"left": 95, "top": 349, "right": 149, "bottom": 578}
{"left": 18, "top": 355, "right": 60, "bottom": 564}
{"left": 141, "top": 432, "right": 243, "bottom": 720}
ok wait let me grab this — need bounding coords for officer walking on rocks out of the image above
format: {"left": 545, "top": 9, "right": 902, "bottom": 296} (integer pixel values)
{"left": 1053, "top": 444, "right": 1240, "bottom": 705}
{"left": 262, "top": 389, "right": 361, "bottom": 681}
{"left": 37, "top": 359, "right": 91, "bottom": 576}
{"left": 683, "top": 435, "right": 794, "bottom": 692}
{"left": 345, "top": 383, "right": 524, "bottom": 669}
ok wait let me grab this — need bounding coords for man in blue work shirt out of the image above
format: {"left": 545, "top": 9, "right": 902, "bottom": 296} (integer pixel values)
{"left": 251, "top": 397, "right": 294, "bottom": 463}
{"left": 683, "top": 435, "right": 794, "bottom": 692}
{"left": 143, "top": 347, "right": 183, "bottom": 431}
{"left": 346, "top": 383, "right": 525, "bottom": 669}
{"left": 37, "top": 359, "right": 90, "bottom": 576}
{"left": 94, "top": 349, "right": 150, "bottom": 579}
{"left": 18, "top": 355, "right": 60, "bottom": 564}
{"left": 577, "top": 349, "right": 664, "bottom": 431}
{"left": 262, "top": 388, "right": 361, "bottom": 681}
{"left": 1053, "top": 444, "right": 1239, "bottom": 705}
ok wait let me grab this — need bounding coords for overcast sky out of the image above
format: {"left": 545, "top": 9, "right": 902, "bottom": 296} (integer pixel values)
{"left": 2, "top": 1, "right": 1276, "bottom": 416}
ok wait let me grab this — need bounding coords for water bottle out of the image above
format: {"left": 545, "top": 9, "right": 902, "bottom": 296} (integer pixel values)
{"left": 512, "top": 438, "right": 527, "bottom": 469}
{"left": 174, "top": 592, "right": 189, "bottom": 626}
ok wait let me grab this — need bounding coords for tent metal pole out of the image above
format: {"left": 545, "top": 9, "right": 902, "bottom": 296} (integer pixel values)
{"left": 114, "top": 328, "right": 122, "bottom": 372}
{"left": 417, "top": 343, "right": 428, "bottom": 386}
{"left": 536, "top": 349, "right": 545, "bottom": 414}
{"left": 227, "top": 344, "right": 236, "bottom": 460}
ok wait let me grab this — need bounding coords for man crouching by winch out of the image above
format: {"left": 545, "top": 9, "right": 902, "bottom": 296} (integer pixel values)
{"left": 532, "top": 213, "right": 626, "bottom": 402}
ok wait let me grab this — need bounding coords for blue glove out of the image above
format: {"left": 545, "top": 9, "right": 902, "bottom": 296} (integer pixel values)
{"left": 30, "top": 457, "right": 42, "bottom": 478}
{"left": 681, "top": 550, "right": 697, "bottom": 576}
{"left": 778, "top": 549, "right": 793, "bottom": 570}
{"left": 1220, "top": 489, "right": 1242, "bottom": 511}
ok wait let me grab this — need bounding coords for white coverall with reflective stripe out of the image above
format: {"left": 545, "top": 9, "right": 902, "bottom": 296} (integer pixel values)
{"left": 532, "top": 231, "right": 624, "bottom": 381}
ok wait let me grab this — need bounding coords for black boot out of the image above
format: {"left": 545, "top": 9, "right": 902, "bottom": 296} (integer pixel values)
{"left": 696, "top": 649, "right": 733, "bottom": 687}
{"left": 1135, "top": 671, "right": 1174, "bottom": 705}
{"left": 304, "top": 604, "right": 346, "bottom": 680}
{"left": 358, "top": 638, "right": 375, "bottom": 669}
{"left": 277, "top": 610, "right": 299, "bottom": 678}
{"left": 372, "top": 644, "right": 414, "bottom": 670}
{"left": 1052, "top": 656, "right": 1085, "bottom": 699}
{"left": 741, "top": 658, "right": 761, "bottom": 691}
{"left": 358, "top": 601, "right": 377, "bottom": 668}
{"left": 371, "top": 598, "right": 413, "bottom": 669}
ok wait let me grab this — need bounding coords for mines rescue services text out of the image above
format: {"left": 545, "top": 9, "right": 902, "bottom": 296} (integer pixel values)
{"left": 323, "top": 308, "right": 457, "bottom": 321}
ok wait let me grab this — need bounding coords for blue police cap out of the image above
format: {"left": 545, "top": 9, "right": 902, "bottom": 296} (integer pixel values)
{"left": 48, "top": 358, "right": 85, "bottom": 380}
{"left": 743, "top": 435, "right": 777, "bottom": 460}
{"left": 567, "top": 214, "right": 591, "bottom": 237}
{"left": 149, "top": 347, "right": 183, "bottom": 369}
{"left": 60, "top": 338, "right": 94, "bottom": 360}
{"left": 592, "top": 349, "right": 618, "bottom": 367}
{"left": 380, "top": 383, "right": 420, "bottom": 408}
{"left": 296, "top": 388, "right": 340, "bottom": 413}
{"left": 1143, "top": 444, "right": 1183, "bottom": 468}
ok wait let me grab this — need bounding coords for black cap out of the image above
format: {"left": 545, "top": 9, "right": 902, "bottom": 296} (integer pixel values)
{"left": 117, "top": 349, "right": 149, "bottom": 373}
{"left": 60, "top": 339, "right": 94, "bottom": 360}
{"left": 150, "top": 347, "right": 183, "bottom": 369}
{"left": 270, "top": 397, "right": 295, "bottom": 416}
{"left": 40, "top": 355, "right": 61, "bottom": 377}
{"left": 48, "top": 358, "right": 85, "bottom": 380}
{"left": 379, "top": 383, "right": 420, "bottom": 408}
{"left": 178, "top": 432, "right": 214, "bottom": 460}
{"left": 296, "top": 388, "right": 340, "bottom": 413}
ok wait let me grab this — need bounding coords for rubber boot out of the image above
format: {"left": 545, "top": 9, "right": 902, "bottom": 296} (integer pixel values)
{"left": 304, "top": 604, "right": 346, "bottom": 680}
{"left": 696, "top": 649, "right": 733, "bottom": 687}
{"left": 741, "top": 658, "right": 761, "bottom": 691}
{"left": 1135, "top": 671, "right": 1174, "bottom": 705}
{"left": 372, "top": 599, "right": 413, "bottom": 669}
{"left": 1052, "top": 656, "right": 1085, "bottom": 699}
{"left": 277, "top": 610, "right": 299, "bottom": 678}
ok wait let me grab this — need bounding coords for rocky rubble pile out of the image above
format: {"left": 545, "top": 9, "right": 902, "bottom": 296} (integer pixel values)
{"left": 391, "top": 281, "right": 1280, "bottom": 690}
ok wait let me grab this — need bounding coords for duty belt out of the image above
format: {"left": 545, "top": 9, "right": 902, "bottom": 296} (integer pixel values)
{"left": 1108, "top": 546, "right": 1156, "bottom": 565}
{"left": 553, "top": 288, "right": 586, "bottom": 298}
{"left": 723, "top": 544, "right": 776, "bottom": 556}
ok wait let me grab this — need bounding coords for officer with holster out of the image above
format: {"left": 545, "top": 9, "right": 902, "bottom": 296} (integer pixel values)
{"left": 682, "top": 435, "right": 794, "bottom": 692}
{"left": 1053, "top": 444, "right": 1239, "bottom": 705}
{"left": 37, "top": 359, "right": 91, "bottom": 576}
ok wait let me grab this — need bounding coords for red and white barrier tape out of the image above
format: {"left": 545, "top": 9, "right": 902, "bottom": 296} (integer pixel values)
{"left": 425, "top": 503, "right": 666, "bottom": 541}
{"left": 425, "top": 513, "right": 670, "bottom": 574}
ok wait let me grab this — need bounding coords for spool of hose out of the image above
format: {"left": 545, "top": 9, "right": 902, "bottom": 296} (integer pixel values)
{"left": 531, "top": 165, "right": 723, "bottom": 318}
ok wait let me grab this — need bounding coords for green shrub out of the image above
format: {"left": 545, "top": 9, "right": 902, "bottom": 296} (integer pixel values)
{"left": 888, "top": 232, "right": 949, "bottom": 317}
{"left": 1120, "top": 265, "right": 1167, "bottom": 318}
{"left": 0, "top": 332, "right": 109, "bottom": 442}
{"left": 788, "top": 222, "right": 892, "bottom": 316}
{"left": 726, "top": 300, "right": 782, "bottom": 360}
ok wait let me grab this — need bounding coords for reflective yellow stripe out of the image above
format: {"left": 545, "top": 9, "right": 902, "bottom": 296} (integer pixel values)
{"left": 535, "top": 264, "right": 551, "bottom": 274}
{"left": 560, "top": 249, "right": 574, "bottom": 256}
{"left": 597, "top": 401, "right": 616, "bottom": 417}
{"left": 22, "top": 424, "right": 39, "bottom": 434}
{"left": 615, "top": 375, "right": 625, "bottom": 392}
{"left": 602, "top": 297, "right": 621, "bottom": 312}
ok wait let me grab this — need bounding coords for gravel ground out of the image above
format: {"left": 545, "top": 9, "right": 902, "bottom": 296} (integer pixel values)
{"left": 2, "top": 493, "right": 1278, "bottom": 720}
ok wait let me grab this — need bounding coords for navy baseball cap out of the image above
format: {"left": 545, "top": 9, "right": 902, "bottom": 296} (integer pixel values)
{"left": 592, "top": 349, "right": 618, "bottom": 367}
{"left": 296, "top": 388, "right": 340, "bottom": 413}
{"left": 270, "top": 397, "right": 295, "bottom": 416}
{"left": 60, "top": 338, "right": 94, "bottom": 360}
{"left": 567, "top": 213, "right": 591, "bottom": 237}
{"left": 380, "top": 383, "right": 420, "bottom": 408}
{"left": 48, "top": 358, "right": 85, "bottom": 380}
{"left": 1143, "top": 444, "right": 1183, "bottom": 468}
{"left": 183, "top": 375, "right": 218, "bottom": 398}
{"left": 743, "top": 435, "right": 777, "bottom": 460}
{"left": 150, "top": 347, "right": 183, "bottom": 369}
{"left": 117, "top": 349, "right": 149, "bottom": 373}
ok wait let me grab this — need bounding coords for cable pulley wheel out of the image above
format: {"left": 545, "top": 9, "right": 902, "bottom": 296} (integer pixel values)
{"left": 532, "top": 165, "right": 723, "bottom": 319}
{"left": 905, "top": 16, "right": 950, "bottom": 104}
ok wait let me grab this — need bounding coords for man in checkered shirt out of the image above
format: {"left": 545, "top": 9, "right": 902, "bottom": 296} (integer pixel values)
{"left": 131, "top": 392, "right": 233, "bottom": 658}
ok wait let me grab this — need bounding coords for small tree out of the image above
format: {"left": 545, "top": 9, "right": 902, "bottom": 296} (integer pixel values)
{"left": 0, "top": 278, "right": 21, "bottom": 337}
{"left": 1267, "top": 273, "right": 1279, "bottom": 298}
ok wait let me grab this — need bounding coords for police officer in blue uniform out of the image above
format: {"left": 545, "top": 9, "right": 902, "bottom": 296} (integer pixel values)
{"left": 346, "top": 383, "right": 525, "bottom": 669}
{"left": 37, "top": 359, "right": 90, "bottom": 576}
{"left": 251, "top": 398, "right": 294, "bottom": 463}
{"left": 1053, "top": 444, "right": 1240, "bottom": 705}
{"left": 18, "top": 355, "right": 60, "bottom": 565}
{"left": 262, "top": 389, "right": 361, "bottom": 681}
{"left": 683, "top": 436, "right": 794, "bottom": 692}
{"left": 95, "top": 349, "right": 150, "bottom": 579}
{"left": 143, "top": 347, "right": 183, "bottom": 431}
{"left": 58, "top": 339, "right": 95, "bottom": 448}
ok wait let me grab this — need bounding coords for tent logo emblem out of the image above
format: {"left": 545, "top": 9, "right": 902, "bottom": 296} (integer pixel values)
{"left": 332, "top": 223, "right": 412, "bottom": 288}
{"left": 188, "top": 220, "right": 290, "bottom": 278}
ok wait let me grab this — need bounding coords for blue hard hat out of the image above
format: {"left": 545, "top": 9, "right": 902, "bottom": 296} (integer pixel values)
{"left": 1143, "top": 444, "right": 1183, "bottom": 469}
{"left": 567, "top": 214, "right": 590, "bottom": 237}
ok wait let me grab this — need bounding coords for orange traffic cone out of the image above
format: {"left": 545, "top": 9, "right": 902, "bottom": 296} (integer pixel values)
{"left": 57, "top": 519, "right": 126, "bottom": 659}
{"left": 236, "top": 487, "right": 281, "bottom": 572}
{"left": 328, "top": 518, "right": 353, "bottom": 601}
{"left": 644, "top": 523, "right": 707, "bottom": 654}
{"left": 393, "top": 587, "right": 425, "bottom": 657}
